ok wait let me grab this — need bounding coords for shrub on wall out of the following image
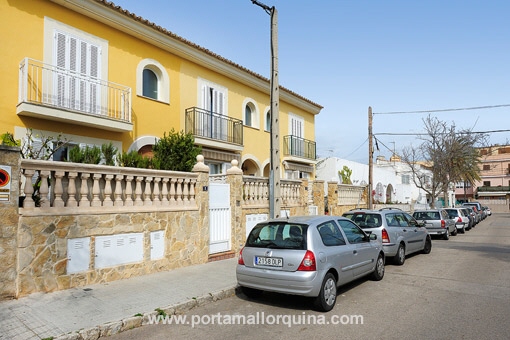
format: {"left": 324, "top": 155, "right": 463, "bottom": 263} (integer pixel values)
{"left": 152, "top": 129, "right": 201, "bottom": 172}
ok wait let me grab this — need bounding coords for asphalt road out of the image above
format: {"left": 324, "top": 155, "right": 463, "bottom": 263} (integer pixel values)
{"left": 110, "top": 213, "right": 510, "bottom": 340}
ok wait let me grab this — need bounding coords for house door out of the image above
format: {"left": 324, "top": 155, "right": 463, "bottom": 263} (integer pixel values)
{"left": 209, "top": 182, "right": 231, "bottom": 254}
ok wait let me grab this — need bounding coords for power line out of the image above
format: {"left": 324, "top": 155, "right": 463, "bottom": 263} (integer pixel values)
{"left": 374, "top": 129, "right": 510, "bottom": 137}
{"left": 373, "top": 104, "right": 510, "bottom": 115}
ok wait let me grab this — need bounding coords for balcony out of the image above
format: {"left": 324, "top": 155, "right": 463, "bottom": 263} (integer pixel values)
{"left": 283, "top": 135, "right": 316, "bottom": 161}
{"left": 17, "top": 58, "right": 132, "bottom": 132}
{"left": 185, "top": 107, "right": 243, "bottom": 150}
{"left": 477, "top": 186, "right": 510, "bottom": 192}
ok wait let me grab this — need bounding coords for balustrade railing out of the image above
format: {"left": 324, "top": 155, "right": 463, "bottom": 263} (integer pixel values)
{"left": 20, "top": 159, "right": 198, "bottom": 214}
{"left": 337, "top": 184, "right": 366, "bottom": 206}
{"left": 242, "top": 176, "right": 301, "bottom": 206}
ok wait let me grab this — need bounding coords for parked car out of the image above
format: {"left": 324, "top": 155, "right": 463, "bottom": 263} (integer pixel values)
{"left": 460, "top": 207, "right": 474, "bottom": 230}
{"left": 343, "top": 208, "right": 431, "bottom": 265}
{"left": 463, "top": 206, "right": 479, "bottom": 226}
{"left": 445, "top": 208, "right": 469, "bottom": 234}
{"left": 412, "top": 209, "right": 457, "bottom": 240}
{"left": 484, "top": 206, "right": 492, "bottom": 216}
{"left": 462, "top": 202, "right": 485, "bottom": 221}
{"left": 236, "top": 215, "right": 385, "bottom": 312}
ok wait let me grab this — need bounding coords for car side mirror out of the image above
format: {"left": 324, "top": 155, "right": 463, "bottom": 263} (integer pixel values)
{"left": 369, "top": 233, "right": 377, "bottom": 241}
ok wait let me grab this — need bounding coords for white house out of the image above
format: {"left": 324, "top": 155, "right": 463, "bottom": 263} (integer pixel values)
{"left": 316, "top": 155, "right": 430, "bottom": 206}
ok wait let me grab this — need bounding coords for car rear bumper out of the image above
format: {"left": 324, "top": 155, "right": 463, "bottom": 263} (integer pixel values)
{"left": 425, "top": 228, "right": 447, "bottom": 235}
{"left": 382, "top": 243, "right": 398, "bottom": 257}
{"left": 236, "top": 265, "right": 322, "bottom": 297}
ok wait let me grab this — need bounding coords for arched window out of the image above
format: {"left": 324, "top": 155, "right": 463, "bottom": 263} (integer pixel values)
{"left": 136, "top": 59, "right": 170, "bottom": 103}
{"left": 265, "top": 111, "right": 271, "bottom": 131}
{"left": 244, "top": 105, "right": 252, "bottom": 126}
{"left": 143, "top": 68, "right": 158, "bottom": 99}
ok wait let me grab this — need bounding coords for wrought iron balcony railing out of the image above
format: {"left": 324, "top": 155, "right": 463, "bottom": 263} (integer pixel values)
{"left": 283, "top": 135, "right": 316, "bottom": 160}
{"left": 18, "top": 58, "right": 132, "bottom": 129}
{"left": 185, "top": 107, "right": 243, "bottom": 146}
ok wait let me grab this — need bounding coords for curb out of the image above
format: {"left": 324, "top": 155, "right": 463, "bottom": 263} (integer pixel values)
{"left": 53, "top": 286, "right": 238, "bottom": 340}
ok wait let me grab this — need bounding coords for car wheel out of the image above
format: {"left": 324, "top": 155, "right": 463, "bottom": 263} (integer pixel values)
{"left": 443, "top": 228, "right": 450, "bottom": 240}
{"left": 313, "top": 273, "right": 337, "bottom": 312}
{"left": 460, "top": 226, "right": 466, "bottom": 234}
{"left": 393, "top": 243, "right": 406, "bottom": 265}
{"left": 371, "top": 253, "right": 385, "bottom": 281}
{"left": 452, "top": 226, "right": 458, "bottom": 236}
{"left": 422, "top": 236, "right": 432, "bottom": 254}
{"left": 241, "top": 286, "right": 263, "bottom": 299}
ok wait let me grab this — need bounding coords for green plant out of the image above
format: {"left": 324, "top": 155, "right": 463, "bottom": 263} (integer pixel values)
{"left": 338, "top": 166, "right": 353, "bottom": 184}
{"left": 155, "top": 308, "right": 167, "bottom": 317}
{"left": 134, "top": 313, "right": 143, "bottom": 317}
{"left": 101, "top": 142, "right": 118, "bottom": 166}
{"left": 152, "top": 129, "right": 201, "bottom": 171}
{"left": 83, "top": 145, "right": 102, "bottom": 164}
{"left": 69, "top": 145, "right": 85, "bottom": 163}
{"left": 1, "top": 132, "right": 20, "bottom": 146}
{"left": 117, "top": 150, "right": 152, "bottom": 168}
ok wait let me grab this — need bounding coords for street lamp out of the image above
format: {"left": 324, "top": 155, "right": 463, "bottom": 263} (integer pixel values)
{"left": 252, "top": 0, "right": 280, "bottom": 218}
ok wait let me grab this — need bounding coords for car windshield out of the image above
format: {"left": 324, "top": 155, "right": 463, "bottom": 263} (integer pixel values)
{"left": 344, "top": 213, "right": 382, "bottom": 228}
{"left": 246, "top": 222, "right": 307, "bottom": 250}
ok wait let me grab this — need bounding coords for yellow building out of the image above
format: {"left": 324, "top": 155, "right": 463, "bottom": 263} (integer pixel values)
{"left": 1, "top": 0, "right": 322, "bottom": 178}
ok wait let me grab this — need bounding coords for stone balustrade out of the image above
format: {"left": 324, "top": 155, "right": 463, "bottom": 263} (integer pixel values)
{"left": 20, "top": 159, "right": 198, "bottom": 215}
{"left": 242, "top": 176, "right": 301, "bottom": 206}
{"left": 337, "top": 184, "right": 367, "bottom": 206}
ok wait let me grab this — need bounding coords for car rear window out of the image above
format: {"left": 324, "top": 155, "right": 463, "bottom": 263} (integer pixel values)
{"left": 344, "top": 213, "right": 382, "bottom": 228}
{"left": 445, "top": 209, "right": 459, "bottom": 218}
{"left": 246, "top": 223, "right": 307, "bottom": 250}
{"left": 413, "top": 211, "right": 440, "bottom": 220}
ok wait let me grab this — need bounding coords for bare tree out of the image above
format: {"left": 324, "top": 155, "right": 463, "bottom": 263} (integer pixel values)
{"left": 401, "top": 115, "right": 487, "bottom": 208}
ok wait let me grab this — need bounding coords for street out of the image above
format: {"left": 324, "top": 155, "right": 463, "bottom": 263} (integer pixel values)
{"left": 110, "top": 213, "right": 510, "bottom": 340}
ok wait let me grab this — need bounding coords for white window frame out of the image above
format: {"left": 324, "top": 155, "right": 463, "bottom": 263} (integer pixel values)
{"left": 44, "top": 18, "right": 108, "bottom": 112}
{"left": 136, "top": 58, "right": 170, "bottom": 103}
{"left": 242, "top": 98, "right": 259, "bottom": 128}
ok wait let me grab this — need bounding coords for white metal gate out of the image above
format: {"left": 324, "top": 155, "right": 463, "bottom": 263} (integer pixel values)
{"left": 209, "top": 182, "right": 231, "bottom": 254}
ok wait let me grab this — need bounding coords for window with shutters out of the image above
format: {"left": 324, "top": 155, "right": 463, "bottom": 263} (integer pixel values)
{"left": 288, "top": 113, "right": 305, "bottom": 156}
{"left": 198, "top": 78, "right": 228, "bottom": 141}
{"left": 53, "top": 30, "right": 102, "bottom": 114}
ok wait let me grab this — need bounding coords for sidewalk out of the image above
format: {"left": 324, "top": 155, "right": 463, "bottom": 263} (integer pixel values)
{"left": 0, "top": 258, "right": 238, "bottom": 340}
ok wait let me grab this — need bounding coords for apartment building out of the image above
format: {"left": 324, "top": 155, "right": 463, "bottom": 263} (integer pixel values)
{"left": 1, "top": 0, "right": 321, "bottom": 178}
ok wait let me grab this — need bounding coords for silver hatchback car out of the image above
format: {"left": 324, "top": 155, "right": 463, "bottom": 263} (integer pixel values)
{"left": 236, "top": 216, "right": 385, "bottom": 312}
{"left": 412, "top": 209, "right": 457, "bottom": 240}
{"left": 343, "top": 208, "right": 431, "bottom": 265}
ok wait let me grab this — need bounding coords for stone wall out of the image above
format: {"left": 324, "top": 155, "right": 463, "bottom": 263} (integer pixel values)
{"left": 0, "top": 146, "right": 21, "bottom": 299}
{"left": 0, "top": 148, "right": 336, "bottom": 300}
{"left": 16, "top": 210, "right": 207, "bottom": 297}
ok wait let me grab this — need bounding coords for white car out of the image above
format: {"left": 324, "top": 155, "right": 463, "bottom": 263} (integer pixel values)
{"left": 445, "top": 208, "right": 470, "bottom": 234}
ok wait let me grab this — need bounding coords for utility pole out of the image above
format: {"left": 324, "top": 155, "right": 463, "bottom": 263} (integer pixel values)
{"left": 252, "top": 0, "right": 280, "bottom": 218}
{"left": 368, "top": 106, "right": 373, "bottom": 209}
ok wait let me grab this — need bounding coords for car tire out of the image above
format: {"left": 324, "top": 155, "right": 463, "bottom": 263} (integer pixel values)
{"left": 460, "top": 226, "right": 466, "bottom": 234}
{"left": 452, "top": 226, "right": 458, "bottom": 236}
{"left": 371, "top": 253, "right": 385, "bottom": 281}
{"left": 443, "top": 228, "right": 450, "bottom": 240}
{"left": 422, "top": 236, "right": 432, "bottom": 254}
{"left": 393, "top": 243, "right": 406, "bottom": 265}
{"left": 313, "top": 273, "right": 337, "bottom": 312}
{"left": 241, "top": 286, "right": 263, "bottom": 299}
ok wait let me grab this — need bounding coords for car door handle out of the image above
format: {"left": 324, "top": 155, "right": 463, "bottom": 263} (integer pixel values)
{"left": 402, "top": 229, "right": 407, "bottom": 232}
{"left": 353, "top": 250, "right": 358, "bottom": 255}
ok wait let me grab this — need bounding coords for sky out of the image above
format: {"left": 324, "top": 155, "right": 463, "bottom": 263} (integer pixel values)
{"left": 111, "top": 0, "right": 510, "bottom": 163}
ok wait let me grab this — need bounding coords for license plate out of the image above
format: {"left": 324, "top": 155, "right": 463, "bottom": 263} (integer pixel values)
{"left": 255, "top": 256, "right": 283, "bottom": 267}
